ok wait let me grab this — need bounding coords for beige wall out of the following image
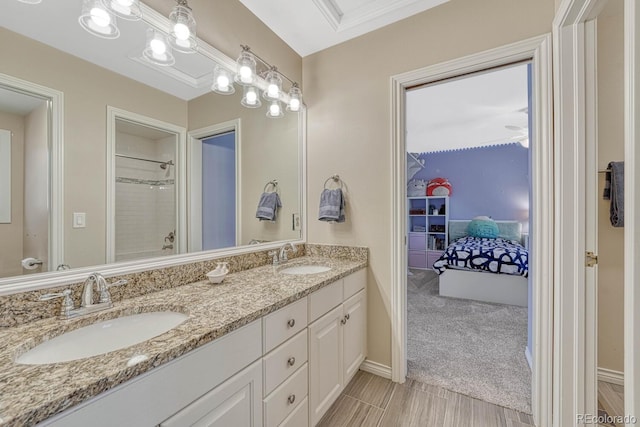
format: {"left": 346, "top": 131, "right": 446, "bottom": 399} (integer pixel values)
{"left": 188, "top": 91, "right": 300, "bottom": 245}
{"left": 597, "top": 1, "right": 625, "bottom": 373}
{"left": 23, "top": 102, "right": 49, "bottom": 273}
{"left": 303, "top": 0, "right": 555, "bottom": 366}
{"left": 0, "top": 112, "right": 24, "bottom": 277}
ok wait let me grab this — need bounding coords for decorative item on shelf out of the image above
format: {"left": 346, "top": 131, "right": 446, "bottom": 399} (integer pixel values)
{"left": 429, "top": 204, "right": 437, "bottom": 215}
{"left": 413, "top": 225, "right": 426, "bottom": 232}
{"left": 426, "top": 177, "right": 452, "bottom": 196}
{"left": 407, "top": 179, "right": 427, "bottom": 196}
{"left": 409, "top": 208, "right": 426, "bottom": 215}
{"left": 206, "top": 262, "right": 229, "bottom": 284}
{"left": 429, "top": 224, "right": 446, "bottom": 232}
{"left": 439, "top": 204, "right": 446, "bottom": 215}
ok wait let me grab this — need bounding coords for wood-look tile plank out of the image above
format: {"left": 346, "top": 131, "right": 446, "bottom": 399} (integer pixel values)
{"left": 317, "top": 394, "right": 384, "bottom": 427}
{"left": 470, "top": 395, "right": 508, "bottom": 427}
{"left": 379, "top": 383, "right": 448, "bottom": 427}
{"left": 505, "top": 419, "right": 535, "bottom": 427}
{"left": 403, "top": 378, "right": 448, "bottom": 398}
{"left": 442, "top": 389, "right": 474, "bottom": 427}
{"left": 343, "top": 371, "right": 395, "bottom": 408}
{"left": 598, "top": 381, "right": 625, "bottom": 427}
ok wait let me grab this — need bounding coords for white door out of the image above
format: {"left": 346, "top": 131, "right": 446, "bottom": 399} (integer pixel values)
{"left": 308, "top": 305, "right": 343, "bottom": 426}
{"left": 625, "top": 0, "right": 640, "bottom": 417}
{"left": 343, "top": 290, "right": 366, "bottom": 384}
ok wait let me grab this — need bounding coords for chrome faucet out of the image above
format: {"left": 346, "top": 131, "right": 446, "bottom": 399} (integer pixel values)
{"left": 279, "top": 243, "right": 297, "bottom": 264}
{"left": 40, "top": 273, "right": 127, "bottom": 319}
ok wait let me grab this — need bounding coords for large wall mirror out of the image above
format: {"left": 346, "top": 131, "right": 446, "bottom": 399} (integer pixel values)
{"left": 0, "top": 1, "right": 304, "bottom": 285}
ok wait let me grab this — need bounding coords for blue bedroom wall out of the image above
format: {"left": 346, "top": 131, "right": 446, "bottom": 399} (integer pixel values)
{"left": 412, "top": 142, "right": 530, "bottom": 223}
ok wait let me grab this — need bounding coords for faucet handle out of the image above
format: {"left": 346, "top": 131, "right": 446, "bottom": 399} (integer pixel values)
{"left": 40, "top": 289, "right": 75, "bottom": 318}
{"left": 268, "top": 251, "right": 279, "bottom": 266}
{"left": 98, "top": 279, "right": 128, "bottom": 304}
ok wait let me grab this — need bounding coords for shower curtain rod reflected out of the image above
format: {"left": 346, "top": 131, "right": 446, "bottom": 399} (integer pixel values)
{"left": 115, "top": 154, "right": 174, "bottom": 166}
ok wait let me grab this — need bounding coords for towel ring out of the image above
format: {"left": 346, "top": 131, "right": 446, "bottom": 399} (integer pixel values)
{"left": 264, "top": 179, "right": 278, "bottom": 193}
{"left": 324, "top": 174, "right": 344, "bottom": 189}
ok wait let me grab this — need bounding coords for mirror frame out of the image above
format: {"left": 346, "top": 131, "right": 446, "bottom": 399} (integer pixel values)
{"left": 0, "top": 4, "right": 307, "bottom": 296}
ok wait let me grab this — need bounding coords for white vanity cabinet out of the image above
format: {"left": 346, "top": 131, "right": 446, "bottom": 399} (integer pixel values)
{"left": 37, "top": 268, "right": 366, "bottom": 427}
{"left": 308, "top": 269, "right": 367, "bottom": 426}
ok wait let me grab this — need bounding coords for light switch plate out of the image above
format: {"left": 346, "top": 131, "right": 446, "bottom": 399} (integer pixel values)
{"left": 293, "top": 213, "right": 301, "bottom": 231}
{"left": 73, "top": 212, "right": 86, "bottom": 229}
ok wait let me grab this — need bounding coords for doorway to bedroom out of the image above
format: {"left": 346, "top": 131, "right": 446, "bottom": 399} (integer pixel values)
{"left": 404, "top": 63, "right": 533, "bottom": 415}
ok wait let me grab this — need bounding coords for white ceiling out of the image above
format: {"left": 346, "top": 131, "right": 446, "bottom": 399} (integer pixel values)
{"left": 238, "top": 0, "right": 449, "bottom": 57}
{"left": 406, "top": 64, "right": 530, "bottom": 153}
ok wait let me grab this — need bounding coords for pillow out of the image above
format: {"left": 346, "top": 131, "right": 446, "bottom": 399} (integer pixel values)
{"left": 467, "top": 216, "right": 499, "bottom": 239}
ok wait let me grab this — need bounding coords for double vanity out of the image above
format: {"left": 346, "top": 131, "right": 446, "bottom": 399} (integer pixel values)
{"left": 0, "top": 245, "right": 367, "bottom": 427}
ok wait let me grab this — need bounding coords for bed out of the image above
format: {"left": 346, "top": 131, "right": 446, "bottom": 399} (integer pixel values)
{"left": 432, "top": 220, "right": 529, "bottom": 307}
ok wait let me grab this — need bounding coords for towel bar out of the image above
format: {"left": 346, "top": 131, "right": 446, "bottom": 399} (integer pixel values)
{"left": 324, "top": 174, "right": 344, "bottom": 189}
{"left": 263, "top": 179, "right": 278, "bottom": 193}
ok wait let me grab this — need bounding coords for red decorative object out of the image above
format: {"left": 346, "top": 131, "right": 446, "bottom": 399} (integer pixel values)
{"left": 426, "top": 178, "right": 452, "bottom": 196}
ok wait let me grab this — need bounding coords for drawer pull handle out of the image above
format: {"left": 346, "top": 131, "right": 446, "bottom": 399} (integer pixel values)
{"left": 288, "top": 394, "right": 296, "bottom": 404}
{"left": 287, "top": 357, "right": 296, "bottom": 367}
{"left": 345, "top": 314, "right": 350, "bottom": 320}
{"left": 341, "top": 317, "right": 347, "bottom": 325}
{"left": 287, "top": 318, "right": 296, "bottom": 328}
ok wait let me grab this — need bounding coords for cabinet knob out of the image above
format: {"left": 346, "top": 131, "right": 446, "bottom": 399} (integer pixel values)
{"left": 345, "top": 313, "right": 350, "bottom": 320}
{"left": 341, "top": 317, "right": 347, "bottom": 325}
{"left": 287, "top": 394, "right": 296, "bottom": 404}
{"left": 287, "top": 357, "right": 296, "bottom": 367}
{"left": 287, "top": 318, "right": 296, "bottom": 328}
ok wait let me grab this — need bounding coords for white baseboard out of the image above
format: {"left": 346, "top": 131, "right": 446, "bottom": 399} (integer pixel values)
{"left": 359, "top": 359, "right": 392, "bottom": 380}
{"left": 525, "top": 346, "right": 532, "bottom": 370}
{"left": 597, "top": 367, "right": 624, "bottom": 386}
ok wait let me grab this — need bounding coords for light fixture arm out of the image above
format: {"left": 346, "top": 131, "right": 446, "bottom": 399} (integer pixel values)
{"left": 241, "top": 45, "right": 299, "bottom": 88}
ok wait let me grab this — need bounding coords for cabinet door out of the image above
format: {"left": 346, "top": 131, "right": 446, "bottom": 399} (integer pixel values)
{"left": 342, "top": 290, "right": 366, "bottom": 385}
{"left": 160, "top": 360, "right": 262, "bottom": 427}
{"left": 308, "top": 305, "right": 343, "bottom": 427}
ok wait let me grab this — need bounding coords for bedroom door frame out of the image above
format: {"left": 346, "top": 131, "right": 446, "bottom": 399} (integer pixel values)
{"left": 390, "top": 34, "right": 553, "bottom": 426}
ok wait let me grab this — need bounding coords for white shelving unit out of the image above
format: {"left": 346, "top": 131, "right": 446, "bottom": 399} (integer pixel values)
{"left": 407, "top": 196, "right": 449, "bottom": 269}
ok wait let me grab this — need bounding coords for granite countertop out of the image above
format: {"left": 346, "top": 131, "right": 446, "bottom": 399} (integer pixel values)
{"left": 0, "top": 256, "right": 366, "bottom": 426}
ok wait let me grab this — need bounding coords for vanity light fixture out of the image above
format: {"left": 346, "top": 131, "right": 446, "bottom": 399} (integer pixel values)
{"left": 287, "top": 84, "right": 302, "bottom": 112}
{"left": 169, "top": 0, "right": 197, "bottom": 53}
{"left": 142, "top": 29, "right": 175, "bottom": 67}
{"left": 79, "top": 0, "right": 120, "bottom": 39}
{"left": 17, "top": 0, "right": 43, "bottom": 4}
{"left": 235, "top": 48, "right": 257, "bottom": 85}
{"left": 263, "top": 68, "right": 282, "bottom": 101}
{"left": 241, "top": 86, "right": 262, "bottom": 108}
{"left": 101, "top": 0, "right": 142, "bottom": 21}
{"left": 230, "top": 45, "right": 303, "bottom": 118}
{"left": 211, "top": 66, "right": 235, "bottom": 95}
{"left": 266, "top": 100, "right": 284, "bottom": 119}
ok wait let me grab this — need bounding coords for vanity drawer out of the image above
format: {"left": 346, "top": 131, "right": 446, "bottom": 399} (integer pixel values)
{"left": 308, "top": 280, "right": 343, "bottom": 323}
{"left": 343, "top": 269, "right": 366, "bottom": 300}
{"left": 263, "top": 363, "right": 308, "bottom": 427}
{"left": 263, "top": 297, "right": 307, "bottom": 353}
{"left": 264, "top": 329, "right": 308, "bottom": 396}
{"left": 278, "top": 396, "right": 308, "bottom": 427}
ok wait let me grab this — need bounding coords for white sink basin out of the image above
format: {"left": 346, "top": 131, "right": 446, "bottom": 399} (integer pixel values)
{"left": 16, "top": 312, "right": 188, "bottom": 365}
{"left": 280, "top": 265, "right": 332, "bottom": 275}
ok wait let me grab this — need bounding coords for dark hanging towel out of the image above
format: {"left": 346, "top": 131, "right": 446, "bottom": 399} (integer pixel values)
{"left": 603, "top": 161, "right": 624, "bottom": 227}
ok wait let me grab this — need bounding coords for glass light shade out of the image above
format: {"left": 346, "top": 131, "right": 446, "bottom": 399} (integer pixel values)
{"left": 235, "top": 51, "right": 257, "bottom": 86}
{"left": 101, "top": 0, "right": 142, "bottom": 21}
{"left": 241, "top": 86, "right": 262, "bottom": 108}
{"left": 287, "top": 85, "right": 302, "bottom": 112}
{"left": 79, "top": 0, "right": 120, "bottom": 39}
{"left": 266, "top": 100, "right": 284, "bottom": 119}
{"left": 17, "top": 0, "right": 43, "bottom": 4}
{"left": 263, "top": 70, "right": 282, "bottom": 101}
{"left": 169, "top": 3, "right": 197, "bottom": 53}
{"left": 142, "top": 29, "right": 175, "bottom": 67}
{"left": 211, "top": 66, "right": 236, "bottom": 95}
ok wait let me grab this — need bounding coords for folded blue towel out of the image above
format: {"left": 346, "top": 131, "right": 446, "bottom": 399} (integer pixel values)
{"left": 256, "top": 192, "right": 282, "bottom": 221}
{"left": 603, "top": 161, "right": 624, "bottom": 227}
{"left": 319, "top": 188, "right": 345, "bottom": 223}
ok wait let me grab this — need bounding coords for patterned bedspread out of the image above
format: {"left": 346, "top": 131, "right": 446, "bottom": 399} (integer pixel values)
{"left": 432, "top": 237, "right": 529, "bottom": 277}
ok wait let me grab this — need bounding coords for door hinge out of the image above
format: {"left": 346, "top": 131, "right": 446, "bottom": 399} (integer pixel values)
{"left": 586, "top": 251, "right": 598, "bottom": 267}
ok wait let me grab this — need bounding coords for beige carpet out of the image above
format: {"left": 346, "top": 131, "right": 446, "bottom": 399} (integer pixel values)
{"left": 407, "top": 269, "right": 531, "bottom": 414}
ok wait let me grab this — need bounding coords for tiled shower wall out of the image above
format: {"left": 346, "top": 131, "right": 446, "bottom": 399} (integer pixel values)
{"left": 115, "top": 132, "right": 176, "bottom": 262}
